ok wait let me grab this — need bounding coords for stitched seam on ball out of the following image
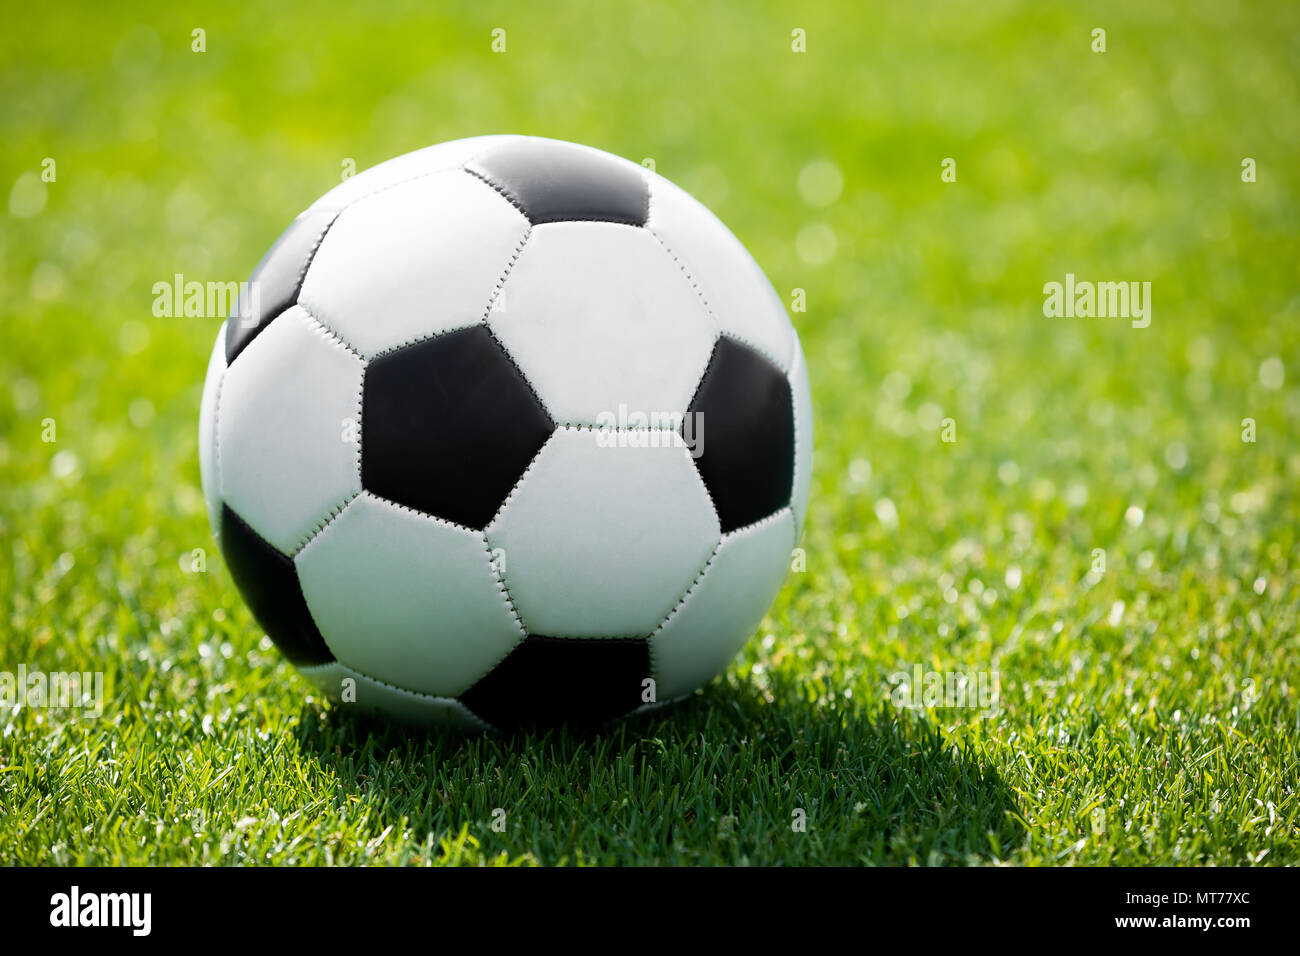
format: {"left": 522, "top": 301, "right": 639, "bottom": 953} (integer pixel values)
{"left": 648, "top": 232, "right": 719, "bottom": 333}
{"left": 483, "top": 429, "right": 555, "bottom": 536}
{"left": 293, "top": 491, "right": 361, "bottom": 557}
{"left": 474, "top": 588, "right": 530, "bottom": 687}
{"left": 358, "top": 227, "right": 534, "bottom": 364}
{"left": 719, "top": 329, "right": 788, "bottom": 375}
{"left": 363, "top": 491, "right": 484, "bottom": 537}
{"left": 647, "top": 195, "right": 785, "bottom": 382}
{"left": 681, "top": 332, "right": 719, "bottom": 421}
{"left": 296, "top": 299, "right": 364, "bottom": 359}
{"left": 486, "top": 329, "right": 551, "bottom": 421}
{"left": 650, "top": 493, "right": 797, "bottom": 645}
{"left": 646, "top": 190, "right": 721, "bottom": 339}
{"left": 682, "top": 335, "right": 720, "bottom": 420}
{"left": 480, "top": 532, "right": 529, "bottom": 643}
{"left": 340, "top": 177, "right": 531, "bottom": 361}
{"left": 463, "top": 165, "right": 529, "bottom": 218}
{"left": 683, "top": 435, "right": 722, "bottom": 541}
{"left": 294, "top": 214, "right": 339, "bottom": 298}
{"left": 726, "top": 504, "right": 793, "bottom": 541}
{"left": 285, "top": 148, "right": 519, "bottom": 322}
{"left": 486, "top": 325, "right": 552, "bottom": 425}
{"left": 529, "top": 215, "right": 647, "bottom": 226}
{"left": 330, "top": 162, "right": 479, "bottom": 218}
{"left": 303, "top": 661, "right": 499, "bottom": 734}
{"left": 648, "top": 191, "right": 789, "bottom": 373}
{"left": 355, "top": 364, "right": 363, "bottom": 482}
{"left": 553, "top": 423, "right": 689, "bottom": 433}
{"left": 301, "top": 157, "right": 515, "bottom": 256}
{"left": 294, "top": 305, "right": 365, "bottom": 485}
{"left": 678, "top": 341, "right": 723, "bottom": 527}
{"left": 365, "top": 322, "right": 476, "bottom": 362}
{"left": 482, "top": 224, "right": 531, "bottom": 323}
{"left": 650, "top": 540, "right": 721, "bottom": 640}
{"left": 223, "top": 502, "right": 278, "bottom": 548}
{"left": 523, "top": 219, "right": 646, "bottom": 233}
{"left": 478, "top": 230, "right": 554, "bottom": 426}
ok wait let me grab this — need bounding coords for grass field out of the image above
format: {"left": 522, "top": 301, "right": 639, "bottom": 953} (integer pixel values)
{"left": 2, "top": 0, "right": 1298, "bottom": 865}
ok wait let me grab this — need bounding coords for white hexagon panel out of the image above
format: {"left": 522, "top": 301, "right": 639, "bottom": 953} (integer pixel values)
{"left": 216, "top": 304, "right": 363, "bottom": 556}
{"left": 488, "top": 221, "right": 717, "bottom": 426}
{"left": 646, "top": 175, "right": 793, "bottom": 373}
{"left": 295, "top": 492, "right": 525, "bottom": 698}
{"left": 650, "top": 508, "right": 796, "bottom": 701}
{"left": 299, "top": 169, "right": 529, "bottom": 359}
{"left": 297, "top": 662, "right": 491, "bottom": 731}
{"left": 485, "top": 426, "right": 720, "bottom": 638}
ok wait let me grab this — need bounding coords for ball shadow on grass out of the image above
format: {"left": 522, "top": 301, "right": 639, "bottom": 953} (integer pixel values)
{"left": 291, "top": 670, "right": 1025, "bottom": 865}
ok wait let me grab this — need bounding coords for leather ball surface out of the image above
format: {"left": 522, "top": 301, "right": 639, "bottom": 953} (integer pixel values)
{"left": 199, "top": 135, "right": 813, "bottom": 731}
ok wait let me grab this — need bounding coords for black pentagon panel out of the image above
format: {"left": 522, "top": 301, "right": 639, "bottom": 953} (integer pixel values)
{"left": 466, "top": 138, "right": 649, "bottom": 226}
{"left": 361, "top": 325, "right": 554, "bottom": 528}
{"left": 460, "top": 636, "right": 650, "bottom": 730}
{"left": 686, "top": 336, "right": 795, "bottom": 533}
{"left": 225, "top": 205, "right": 338, "bottom": 364}
{"left": 218, "top": 504, "right": 334, "bottom": 666}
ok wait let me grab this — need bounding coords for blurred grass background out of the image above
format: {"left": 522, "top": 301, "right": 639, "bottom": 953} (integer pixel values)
{"left": 1, "top": 0, "right": 1297, "bottom": 864}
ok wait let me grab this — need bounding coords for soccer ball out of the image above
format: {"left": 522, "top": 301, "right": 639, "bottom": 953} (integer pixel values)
{"left": 199, "top": 135, "right": 813, "bottom": 731}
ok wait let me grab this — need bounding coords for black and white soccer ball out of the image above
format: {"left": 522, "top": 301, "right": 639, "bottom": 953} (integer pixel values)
{"left": 199, "top": 135, "right": 813, "bottom": 731}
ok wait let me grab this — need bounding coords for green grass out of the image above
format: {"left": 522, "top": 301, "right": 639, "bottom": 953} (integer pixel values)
{"left": 2, "top": 0, "right": 1298, "bottom": 865}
